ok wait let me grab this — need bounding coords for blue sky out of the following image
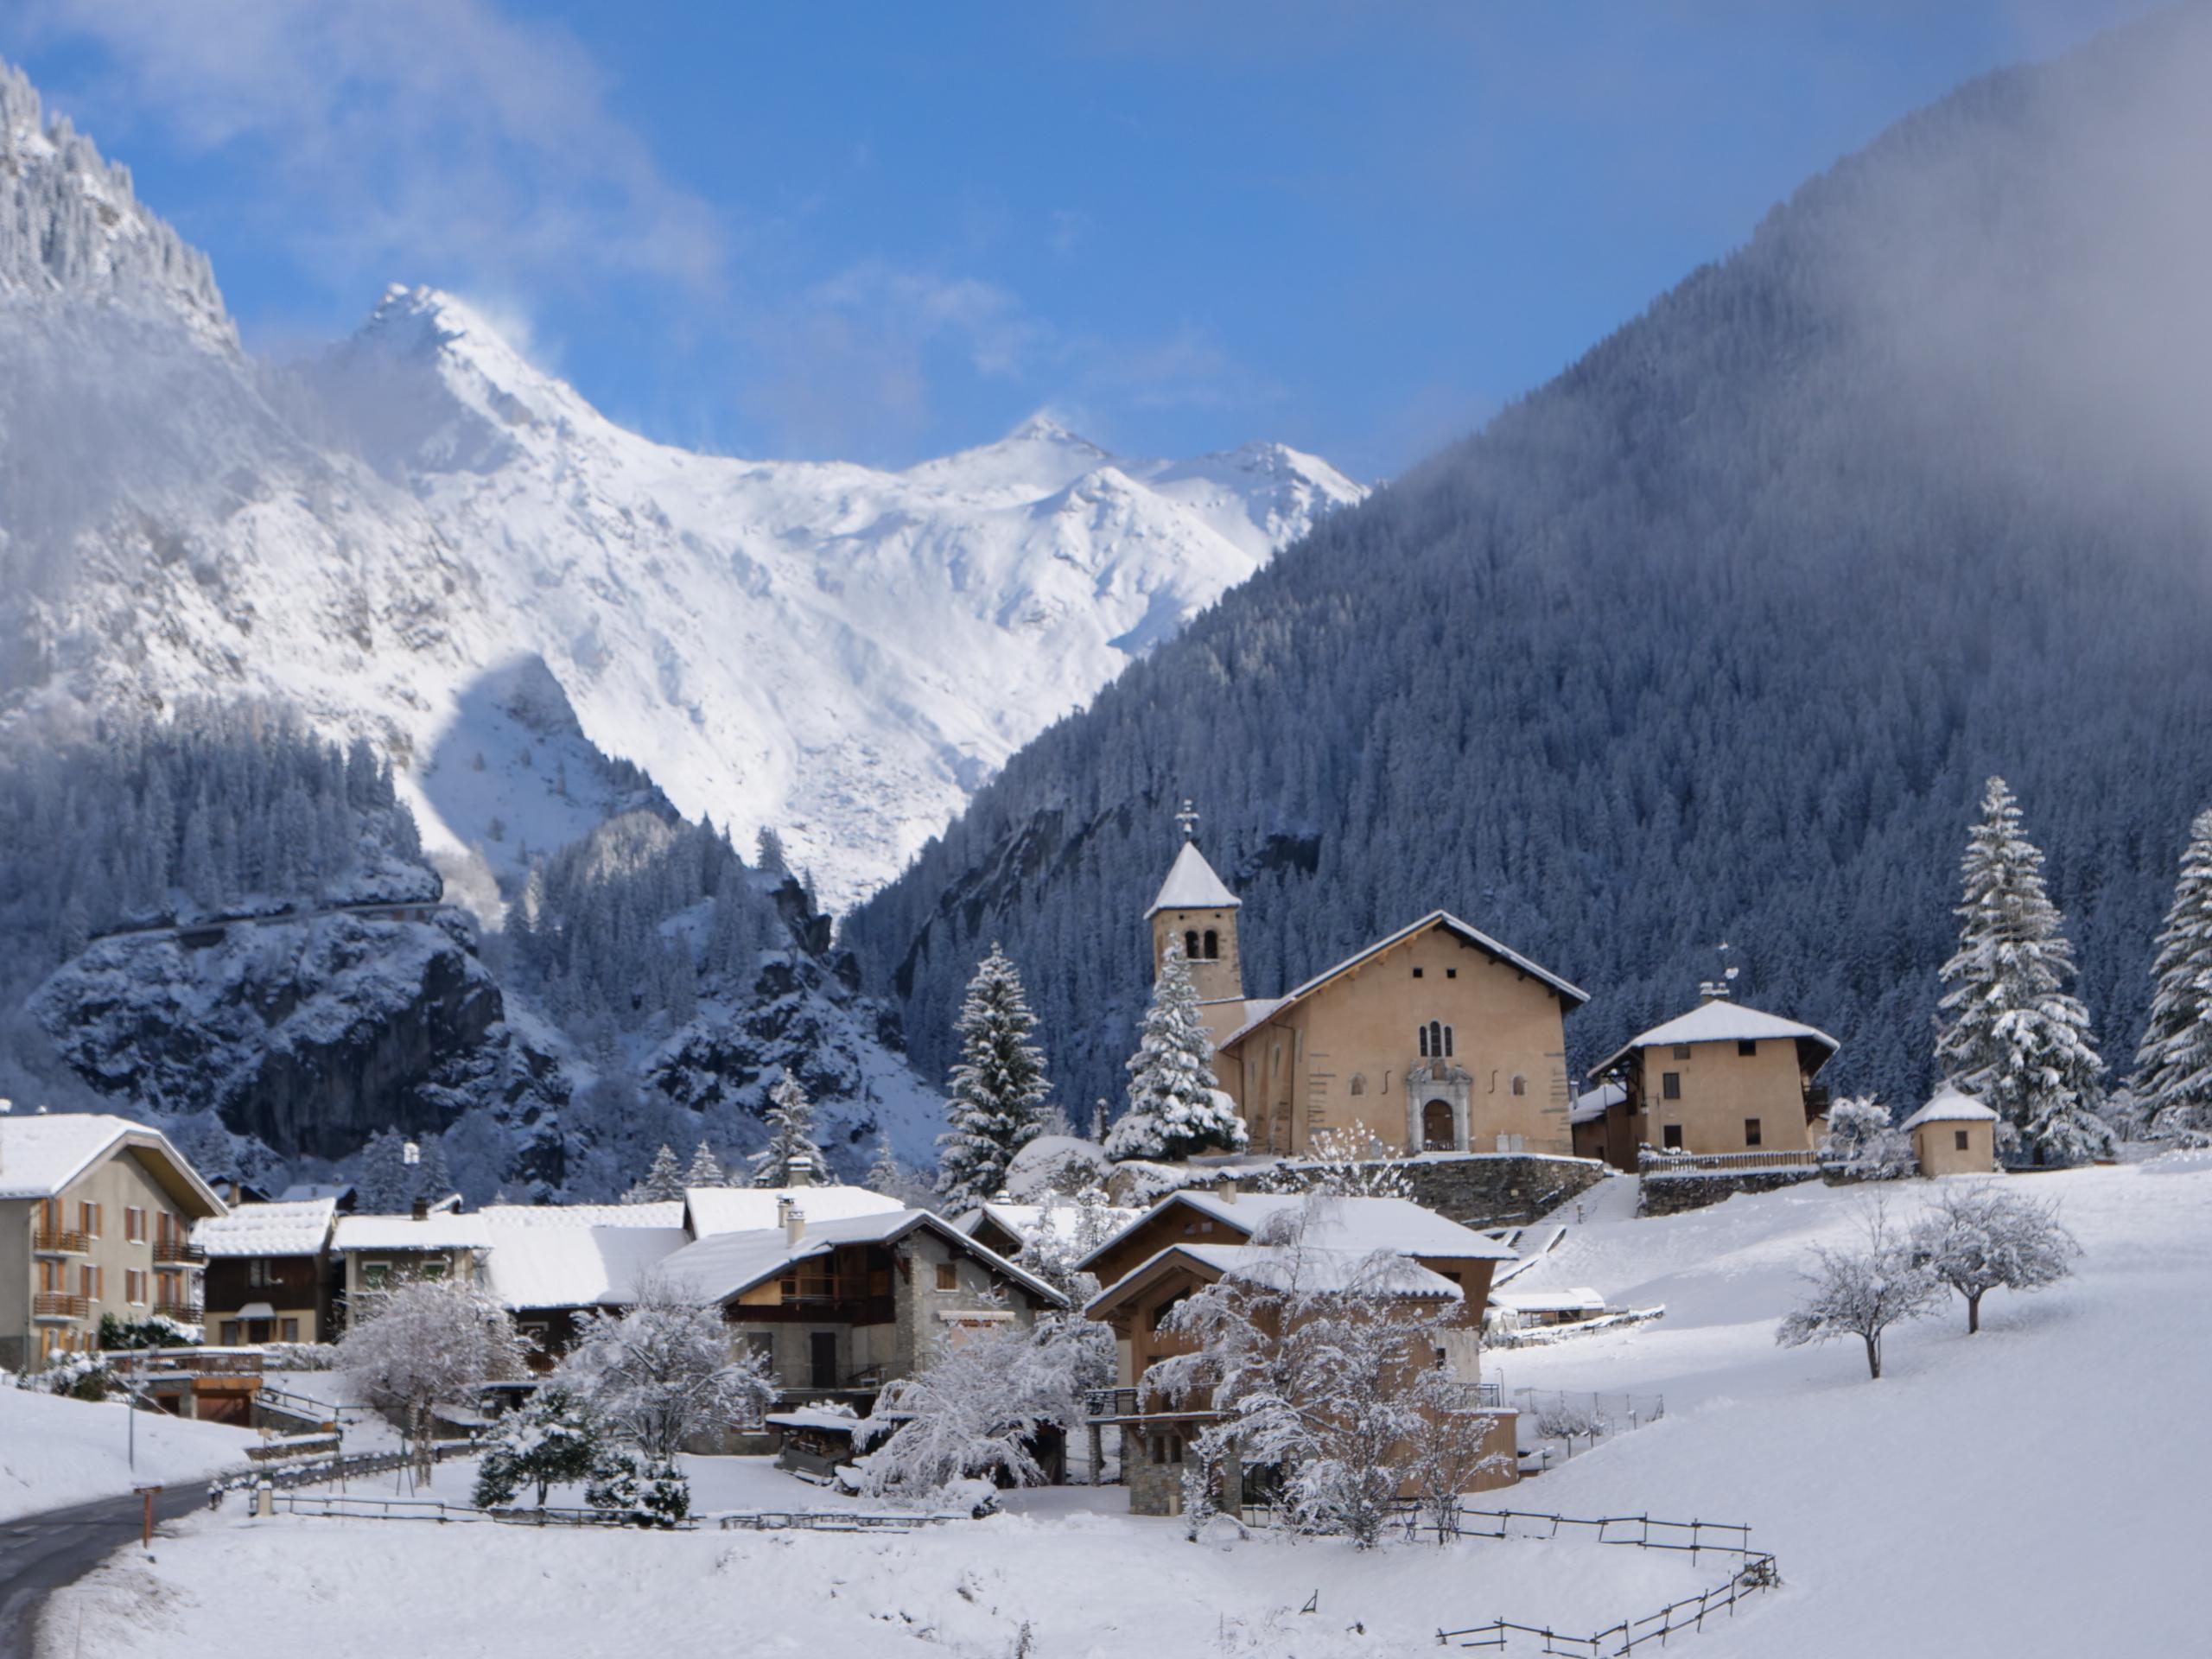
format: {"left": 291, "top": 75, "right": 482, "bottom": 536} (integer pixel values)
{"left": 2, "top": 1, "right": 2158, "bottom": 478}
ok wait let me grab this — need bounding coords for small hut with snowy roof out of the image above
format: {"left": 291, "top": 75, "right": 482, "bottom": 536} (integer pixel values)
{"left": 1901, "top": 1086, "right": 1999, "bottom": 1177}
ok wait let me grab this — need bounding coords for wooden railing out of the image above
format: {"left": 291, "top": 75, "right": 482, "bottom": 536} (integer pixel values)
{"left": 152, "top": 1300, "right": 201, "bottom": 1323}
{"left": 153, "top": 1240, "right": 207, "bottom": 1265}
{"left": 32, "top": 1292, "right": 91, "bottom": 1319}
{"left": 1637, "top": 1148, "right": 1821, "bottom": 1175}
{"left": 31, "top": 1228, "right": 90, "bottom": 1254}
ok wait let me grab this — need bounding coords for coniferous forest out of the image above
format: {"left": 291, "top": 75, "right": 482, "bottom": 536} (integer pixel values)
{"left": 845, "top": 17, "right": 2212, "bottom": 1124}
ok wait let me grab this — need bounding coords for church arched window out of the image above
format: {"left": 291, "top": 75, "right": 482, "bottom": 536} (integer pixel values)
{"left": 1184, "top": 930, "right": 1200, "bottom": 960}
{"left": 1417, "top": 1025, "right": 1430, "bottom": 1058}
{"left": 1444, "top": 1026, "right": 1454, "bottom": 1058}
{"left": 1203, "top": 929, "right": 1218, "bottom": 960}
{"left": 1510, "top": 1074, "right": 1527, "bottom": 1096}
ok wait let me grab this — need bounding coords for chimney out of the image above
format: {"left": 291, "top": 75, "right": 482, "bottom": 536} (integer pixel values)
{"left": 1698, "top": 981, "right": 1730, "bottom": 1005}
{"left": 785, "top": 1154, "right": 813, "bottom": 1188}
{"left": 785, "top": 1206, "right": 806, "bottom": 1247}
{"left": 1219, "top": 1177, "right": 1238, "bottom": 1205}
{"left": 411, "top": 1197, "right": 429, "bottom": 1222}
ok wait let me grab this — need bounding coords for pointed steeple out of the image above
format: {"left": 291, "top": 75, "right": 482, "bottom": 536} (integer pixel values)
{"left": 1147, "top": 840, "right": 1241, "bottom": 918}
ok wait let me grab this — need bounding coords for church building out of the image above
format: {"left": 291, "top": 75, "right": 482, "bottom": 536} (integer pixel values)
{"left": 1146, "top": 823, "right": 1587, "bottom": 1159}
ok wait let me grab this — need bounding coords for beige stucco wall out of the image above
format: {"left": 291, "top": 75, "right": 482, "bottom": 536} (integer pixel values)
{"left": 1634, "top": 1038, "right": 1814, "bottom": 1155}
{"left": 1152, "top": 905, "right": 1247, "bottom": 1050}
{"left": 1913, "top": 1119, "right": 1998, "bottom": 1176}
{"left": 3, "top": 1149, "right": 207, "bottom": 1370}
{"left": 1221, "top": 925, "right": 1573, "bottom": 1157}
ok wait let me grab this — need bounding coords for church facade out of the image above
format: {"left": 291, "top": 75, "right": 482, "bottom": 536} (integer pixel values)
{"left": 1147, "top": 836, "right": 1587, "bottom": 1159}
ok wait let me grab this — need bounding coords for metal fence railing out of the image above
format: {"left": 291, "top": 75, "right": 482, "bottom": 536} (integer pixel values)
{"left": 1510, "top": 1389, "right": 1665, "bottom": 1462}
{"left": 1637, "top": 1148, "right": 1820, "bottom": 1175}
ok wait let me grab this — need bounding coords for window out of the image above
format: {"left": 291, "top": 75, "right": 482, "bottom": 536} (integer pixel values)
{"left": 247, "top": 1259, "right": 267, "bottom": 1287}
{"left": 219, "top": 1321, "right": 242, "bottom": 1346}
{"left": 1446, "top": 967, "right": 1458, "bottom": 979}
{"left": 1412, "top": 966, "right": 1424, "bottom": 979}
{"left": 1184, "top": 929, "right": 1200, "bottom": 959}
{"left": 1738, "top": 1039, "right": 1758, "bottom": 1058}
{"left": 280, "top": 1319, "right": 300, "bottom": 1343}
{"left": 1745, "top": 1118, "right": 1763, "bottom": 1147}
{"left": 156, "top": 1270, "right": 182, "bottom": 1307}
{"left": 1662, "top": 1071, "right": 1681, "bottom": 1101}
{"left": 125, "top": 1269, "right": 146, "bottom": 1305}
{"left": 1673, "top": 1045, "right": 1692, "bottom": 1060}
{"left": 1418, "top": 1025, "right": 1428, "bottom": 1058}
{"left": 125, "top": 1206, "right": 146, "bottom": 1243}
{"left": 80, "top": 1264, "right": 103, "bottom": 1302}
{"left": 420, "top": 1259, "right": 448, "bottom": 1281}
{"left": 362, "top": 1262, "right": 391, "bottom": 1290}
{"left": 1662, "top": 1124, "right": 1684, "bottom": 1150}
{"left": 935, "top": 1262, "right": 957, "bottom": 1292}
{"left": 1151, "top": 1433, "right": 1184, "bottom": 1465}
{"left": 1148, "top": 1291, "right": 1190, "bottom": 1332}
{"left": 1955, "top": 1128, "right": 1971, "bottom": 1152}
{"left": 1421, "top": 1020, "right": 1451, "bottom": 1060}
{"left": 1348, "top": 1074, "right": 1366, "bottom": 1096}
{"left": 1203, "top": 929, "right": 1218, "bottom": 960}
{"left": 1510, "top": 1075, "right": 1527, "bottom": 1096}
{"left": 79, "top": 1201, "right": 101, "bottom": 1238}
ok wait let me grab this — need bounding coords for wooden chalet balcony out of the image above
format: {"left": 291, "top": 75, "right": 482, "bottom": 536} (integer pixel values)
{"left": 31, "top": 1228, "right": 91, "bottom": 1255}
{"left": 33, "top": 1292, "right": 91, "bottom": 1320}
{"left": 152, "top": 1240, "right": 207, "bottom": 1266}
{"left": 151, "top": 1300, "right": 201, "bottom": 1323}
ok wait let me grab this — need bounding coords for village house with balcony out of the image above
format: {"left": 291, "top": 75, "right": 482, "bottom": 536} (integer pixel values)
{"left": 1077, "top": 1188, "right": 1519, "bottom": 1515}
{"left": 195, "top": 1196, "right": 341, "bottom": 1346}
{"left": 0, "top": 1110, "right": 226, "bottom": 1371}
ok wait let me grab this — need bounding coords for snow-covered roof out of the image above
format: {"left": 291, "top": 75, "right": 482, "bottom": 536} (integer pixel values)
{"left": 1085, "top": 1242, "right": 1463, "bottom": 1315}
{"left": 332, "top": 1213, "right": 494, "bottom": 1252}
{"left": 1081, "top": 1191, "right": 1516, "bottom": 1279}
{"left": 478, "top": 1201, "right": 686, "bottom": 1230}
{"left": 1591, "top": 1001, "right": 1840, "bottom": 1077}
{"left": 1901, "top": 1089, "right": 1999, "bottom": 1131}
{"left": 1572, "top": 1084, "right": 1626, "bottom": 1125}
{"left": 278, "top": 1182, "right": 355, "bottom": 1205}
{"left": 657, "top": 1208, "right": 1064, "bottom": 1308}
{"left": 194, "top": 1198, "right": 337, "bottom": 1257}
{"left": 765, "top": 1407, "right": 862, "bottom": 1434}
{"left": 1218, "top": 912, "right": 1586, "bottom": 1052}
{"left": 483, "top": 1221, "right": 691, "bottom": 1311}
{"left": 683, "top": 1184, "right": 906, "bottom": 1238}
{"left": 958, "top": 1200, "right": 1146, "bottom": 1250}
{"left": 1146, "top": 841, "right": 1241, "bottom": 918}
{"left": 0, "top": 1112, "right": 226, "bottom": 1214}
{"left": 1490, "top": 1287, "right": 1606, "bottom": 1314}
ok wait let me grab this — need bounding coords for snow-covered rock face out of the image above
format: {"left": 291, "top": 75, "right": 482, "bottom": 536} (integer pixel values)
{"left": 0, "top": 65, "right": 232, "bottom": 346}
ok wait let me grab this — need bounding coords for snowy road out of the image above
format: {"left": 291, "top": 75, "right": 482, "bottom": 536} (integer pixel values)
{"left": 0, "top": 1486, "right": 202, "bottom": 1659}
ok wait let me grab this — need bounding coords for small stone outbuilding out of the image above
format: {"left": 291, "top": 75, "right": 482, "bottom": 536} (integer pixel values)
{"left": 1901, "top": 1088, "right": 1999, "bottom": 1176}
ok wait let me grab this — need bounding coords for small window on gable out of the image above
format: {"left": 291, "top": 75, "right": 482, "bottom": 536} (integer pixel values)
{"left": 1510, "top": 1074, "right": 1527, "bottom": 1096}
{"left": 1349, "top": 1074, "right": 1366, "bottom": 1096}
{"left": 1738, "top": 1039, "right": 1758, "bottom": 1058}
{"left": 1673, "top": 1045, "right": 1692, "bottom": 1060}
{"left": 935, "top": 1262, "right": 957, "bottom": 1292}
{"left": 1446, "top": 967, "right": 1457, "bottom": 979}
{"left": 1412, "top": 966, "right": 1424, "bottom": 978}
{"left": 1955, "top": 1128, "right": 1971, "bottom": 1152}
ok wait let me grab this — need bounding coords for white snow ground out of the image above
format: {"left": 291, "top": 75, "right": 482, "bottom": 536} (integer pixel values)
{"left": 39, "top": 1158, "right": 2209, "bottom": 1656}
{"left": 0, "top": 1388, "right": 257, "bottom": 1522}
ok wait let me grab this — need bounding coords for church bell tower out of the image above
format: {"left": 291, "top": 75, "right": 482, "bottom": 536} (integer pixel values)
{"left": 1147, "top": 801, "right": 1247, "bottom": 1046}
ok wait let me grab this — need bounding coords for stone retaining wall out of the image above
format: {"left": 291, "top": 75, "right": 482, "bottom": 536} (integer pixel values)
{"left": 1638, "top": 1166, "right": 1824, "bottom": 1217}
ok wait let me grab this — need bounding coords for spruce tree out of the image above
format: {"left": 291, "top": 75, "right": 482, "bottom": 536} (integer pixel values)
{"left": 1936, "top": 777, "right": 2109, "bottom": 1165}
{"left": 353, "top": 1130, "right": 414, "bottom": 1211}
{"left": 865, "top": 1135, "right": 908, "bottom": 1200}
{"left": 414, "top": 1135, "right": 455, "bottom": 1205}
{"left": 1106, "top": 940, "right": 1247, "bottom": 1162}
{"left": 623, "top": 1143, "right": 686, "bottom": 1204}
{"left": 683, "top": 1141, "right": 728, "bottom": 1188}
{"left": 936, "top": 944, "right": 1052, "bottom": 1210}
{"left": 751, "top": 1074, "right": 831, "bottom": 1186}
{"left": 2133, "top": 806, "right": 2212, "bottom": 1142}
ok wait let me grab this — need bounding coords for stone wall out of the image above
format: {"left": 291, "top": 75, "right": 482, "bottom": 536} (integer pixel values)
{"left": 1638, "top": 1166, "right": 1823, "bottom": 1217}
{"left": 1396, "top": 1153, "right": 1611, "bottom": 1229}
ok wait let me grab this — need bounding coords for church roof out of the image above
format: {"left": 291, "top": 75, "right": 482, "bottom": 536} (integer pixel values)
{"left": 1216, "top": 910, "right": 1587, "bottom": 1051}
{"left": 1590, "top": 1001, "right": 1840, "bottom": 1078}
{"left": 1147, "top": 841, "right": 1241, "bottom": 918}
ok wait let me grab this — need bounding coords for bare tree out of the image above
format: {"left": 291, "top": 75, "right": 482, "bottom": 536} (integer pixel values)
{"left": 1776, "top": 1200, "right": 1942, "bottom": 1379}
{"left": 558, "top": 1273, "right": 772, "bottom": 1463}
{"left": 337, "top": 1277, "right": 529, "bottom": 1486}
{"left": 1911, "top": 1183, "right": 2082, "bottom": 1334}
{"left": 1402, "top": 1366, "right": 1516, "bottom": 1543}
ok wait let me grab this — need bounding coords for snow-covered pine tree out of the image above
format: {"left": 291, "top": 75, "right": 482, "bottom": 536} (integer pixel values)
{"left": 414, "top": 1135, "right": 454, "bottom": 1205}
{"left": 1935, "top": 777, "right": 2110, "bottom": 1166}
{"left": 750, "top": 1074, "right": 831, "bottom": 1186}
{"left": 2132, "top": 807, "right": 2212, "bottom": 1143}
{"left": 865, "top": 1135, "right": 907, "bottom": 1199}
{"left": 936, "top": 944, "right": 1052, "bottom": 1210}
{"left": 622, "top": 1144, "right": 686, "bottom": 1205}
{"left": 682, "top": 1141, "right": 727, "bottom": 1188}
{"left": 353, "top": 1130, "right": 414, "bottom": 1212}
{"left": 1106, "top": 940, "right": 1246, "bottom": 1162}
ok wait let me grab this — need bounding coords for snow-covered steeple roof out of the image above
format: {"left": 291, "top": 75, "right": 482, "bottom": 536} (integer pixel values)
{"left": 1147, "top": 840, "right": 1241, "bottom": 918}
{"left": 1900, "top": 1087, "right": 1999, "bottom": 1130}
{"left": 1590, "top": 1001, "right": 1840, "bottom": 1078}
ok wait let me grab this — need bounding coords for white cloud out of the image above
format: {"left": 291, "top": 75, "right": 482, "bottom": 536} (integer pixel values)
{"left": 25, "top": 0, "right": 724, "bottom": 296}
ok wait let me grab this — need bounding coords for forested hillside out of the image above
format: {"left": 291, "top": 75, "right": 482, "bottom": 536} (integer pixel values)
{"left": 847, "top": 10, "right": 2212, "bottom": 1122}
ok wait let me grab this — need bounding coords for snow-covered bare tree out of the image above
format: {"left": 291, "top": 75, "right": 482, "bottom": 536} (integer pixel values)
{"left": 1008, "top": 1192, "right": 1116, "bottom": 1402}
{"left": 1775, "top": 1200, "right": 1942, "bottom": 1379}
{"left": 1106, "top": 941, "right": 1246, "bottom": 1162}
{"left": 852, "top": 1314, "right": 1084, "bottom": 1501}
{"left": 937, "top": 944, "right": 1052, "bottom": 1210}
{"left": 749, "top": 1074, "right": 830, "bottom": 1186}
{"left": 337, "top": 1278, "right": 529, "bottom": 1485}
{"left": 1936, "top": 778, "right": 2110, "bottom": 1166}
{"left": 1910, "top": 1183, "right": 2081, "bottom": 1334}
{"left": 1277, "top": 1126, "right": 1414, "bottom": 1199}
{"left": 682, "top": 1141, "right": 727, "bottom": 1188}
{"left": 558, "top": 1274, "right": 773, "bottom": 1463}
{"left": 1402, "top": 1366, "right": 1515, "bottom": 1542}
{"left": 2133, "top": 807, "right": 2212, "bottom": 1144}
{"left": 1153, "top": 1201, "right": 1446, "bottom": 1547}
{"left": 1818, "top": 1097, "right": 1916, "bottom": 1180}
{"left": 622, "top": 1143, "right": 686, "bottom": 1205}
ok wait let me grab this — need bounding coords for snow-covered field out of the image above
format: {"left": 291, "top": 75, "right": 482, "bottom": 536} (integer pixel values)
{"left": 41, "top": 1157, "right": 2210, "bottom": 1656}
{"left": 0, "top": 1388, "right": 257, "bottom": 1522}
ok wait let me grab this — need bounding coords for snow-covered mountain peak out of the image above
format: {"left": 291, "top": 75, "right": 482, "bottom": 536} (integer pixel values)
{"left": 0, "top": 59, "right": 232, "bottom": 346}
